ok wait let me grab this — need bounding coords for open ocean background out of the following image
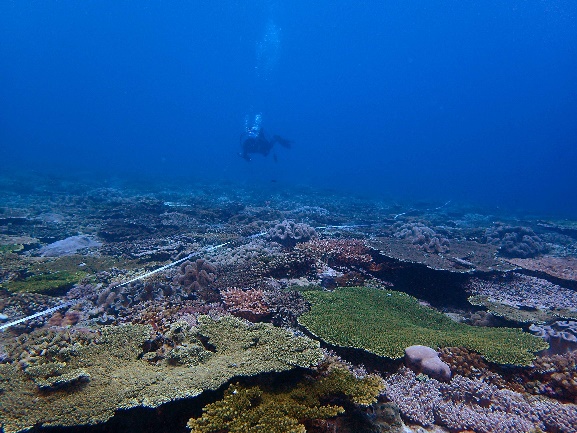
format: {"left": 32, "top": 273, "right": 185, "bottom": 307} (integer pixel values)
{"left": 1, "top": 1, "right": 576, "bottom": 216}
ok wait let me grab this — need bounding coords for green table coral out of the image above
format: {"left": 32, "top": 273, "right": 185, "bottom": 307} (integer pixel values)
{"left": 0, "top": 316, "right": 323, "bottom": 433}
{"left": 187, "top": 366, "right": 384, "bottom": 433}
{"left": 298, "top": 287, "right": 548, "bottom": 366}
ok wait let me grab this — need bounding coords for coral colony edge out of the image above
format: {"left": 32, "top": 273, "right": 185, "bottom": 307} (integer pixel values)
{"left": 1, "top": 174, "right": 577, "bottom": 433}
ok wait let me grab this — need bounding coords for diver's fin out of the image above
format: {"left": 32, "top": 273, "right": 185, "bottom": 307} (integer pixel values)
{"left": 272, "top": 135, "right": 292, "bottom": 148}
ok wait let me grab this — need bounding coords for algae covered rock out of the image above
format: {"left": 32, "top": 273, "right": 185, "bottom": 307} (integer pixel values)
{"left": 0, "top": 270, "right": 88, "bottom": 295}
{"left": 298, "top": 287, "right": 547, "bottom": 365}
{"left": 0, "top": 316, "right": 323, "bottom": 433}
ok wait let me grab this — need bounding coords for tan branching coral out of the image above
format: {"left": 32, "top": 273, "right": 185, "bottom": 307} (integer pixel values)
{"left": 187, "top": 366, "right": 384, "bottom": 433}
{"left": 0, "top": 316, "right": 323, "bottom": 433}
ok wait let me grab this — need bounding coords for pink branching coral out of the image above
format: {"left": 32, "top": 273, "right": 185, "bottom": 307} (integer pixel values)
{"left": 221, "top": 288, "right": 271, "bottom": 322}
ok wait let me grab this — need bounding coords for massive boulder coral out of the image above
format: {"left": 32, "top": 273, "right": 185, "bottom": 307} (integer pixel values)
{"left": 0, "top": 316, "right": 323, "bottom": 433}
{"left": 298, "top": 287, "right": 547, "bottom": 365}
{"left": 404, "top": 345, "right": 451, "bottom": 382}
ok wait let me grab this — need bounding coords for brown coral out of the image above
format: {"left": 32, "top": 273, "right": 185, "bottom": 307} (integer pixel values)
{"left": 519, "top": 351, "right": 577, "bottom": 403}
{"left": 296, "top": 238, "right": 373, "bottom": 268}
{"left": 0, "top": 316, "right": 324, "bottom": 433}
{"left": 172, "top": 259, "right": 219, "bottom": 302}
{"left": 221, "top": 287, "right": 271, "bottom": 322}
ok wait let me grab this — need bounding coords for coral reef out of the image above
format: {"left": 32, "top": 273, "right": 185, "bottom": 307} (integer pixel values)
{"left": 187, "top": 366, "right": 384, "bottom": 433}
{"left": 203, "top": 237, "right": 283, "bottom": 267}
{"left": 37, "top": 235, "right": 101, "bottom": 257}
{"left": 267, "top": 220, "right": 317, "bottom": 248}
{"left": 440, "top": 346, "right": 577, "bottom": 404}
{"left": 296, "top": 238, "right": 373, "bottom": 268}
{"left": 368, "top": 237, "right": 515, "bottom": 273}
{"left": 484, "top": 223, "right": 548, "bottom": 258}
{"left": 258, "top": 250, "right": 317, "bottom": 280}
{"left": 384, "top": 367, "right": 577, "bottom": 433}
{"left": 438, "top": 346, "right": 518, "bottom": 390}
{"left": 0, "top": 316, "right": 323, "bottom": 433}
{"left": 172, "top": 258, "right": 219, "bottom": 302}
{"left": 2, "top": 174, "right": 577, "bottom": 432}
{"left": 262, "top": 288, "right": 309, "bottom": 327}
{"left": 529, "top": 321, "right": 577, "bottom": 355}
{"left": 221, "top": 287, "right": 271, "bottom": 322}
{"left": 505, "top": 256, "right": 577, "bottom": 283}
{"left": 518, "top": 350, "right": 577, "bottom": 403}
{"left": 465, "top": 273, "right": 577, "bottom": 322}
{"left": 298, "top": 287, "right": 548, "bottom": 365}
{"left": 404, "top": 345, "right": 451, "bottom": 381}
{"left": 1, "top": 270, "right": 88, "bottom": 295}
{"left": 391, "top": 221, "right": 450, "bottom": 253}
{"left": 0, "top": 291, "right": 73, "bottom": 331}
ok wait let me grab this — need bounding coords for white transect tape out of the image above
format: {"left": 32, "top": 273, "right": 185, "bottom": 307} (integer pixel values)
{"left": 0, "top": 301, "right": 76, "bottom": 331}
{"left": 0, "top": 225, "right": 363, "bottom": 331}
{"left": 0, "top": 241, "right": 236, "bottom": 332}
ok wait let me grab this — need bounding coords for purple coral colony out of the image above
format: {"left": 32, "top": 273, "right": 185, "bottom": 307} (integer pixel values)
{"left": 1, "top": 175, "right": 577, "bottom": 433}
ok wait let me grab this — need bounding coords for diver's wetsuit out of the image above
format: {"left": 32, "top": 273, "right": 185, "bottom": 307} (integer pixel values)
{"left": 240, "top": 129, "right": 291, "bottom": 161}
{"left": 240, "top": 129, "right": 273, "bottom": 161}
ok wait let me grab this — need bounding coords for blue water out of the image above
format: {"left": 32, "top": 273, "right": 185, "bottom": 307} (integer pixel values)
{"left": 1, "top": 1, "right": 576, "bottom": 216}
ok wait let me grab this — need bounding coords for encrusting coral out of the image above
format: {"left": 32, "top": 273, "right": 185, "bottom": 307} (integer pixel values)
{"left": 187, "top": 366, "right": 384, "bottom": 433}
{"left": 298, "top": 287, "right": 548, "bottom": 365}
{"left": 0, "top": 315, "right": 323, "bottom": 433}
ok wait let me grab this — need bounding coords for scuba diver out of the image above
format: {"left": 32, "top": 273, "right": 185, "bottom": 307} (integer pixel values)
{"left": 240, "top": 114, "right": 292, "bottom": 161}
